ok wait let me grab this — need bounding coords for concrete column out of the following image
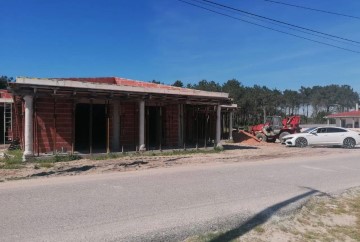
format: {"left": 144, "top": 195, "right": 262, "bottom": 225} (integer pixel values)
{"left": 112, "top": 101, "right": 120, "bottom": 151}
{"left": 229, "top": 111, "right": 233, "bottom": 140}
{"left": 353, "top": 118, "right": 355, "bottom": 128}
{"left": 216, "top": 104, "right": 221, "bottom": 146}
{"left": 336, "top": 118, "right": 341, "bottom": 127}
{"left": 23, "top": 95, "right": 34, "bottom": 161}
{"left": 139, "top": 100, "right": 146, "bottom": 151}
{"left": 327, "top": 119, "right": 330, "bottom": 125}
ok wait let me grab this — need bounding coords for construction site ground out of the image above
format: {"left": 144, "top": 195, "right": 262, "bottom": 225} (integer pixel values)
{"left": 1, "top": 131, "right": 359, "bottom": 182}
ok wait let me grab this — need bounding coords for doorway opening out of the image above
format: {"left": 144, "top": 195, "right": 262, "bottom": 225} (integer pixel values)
{"left": 75, "top": 103, "right": 106, "bottom": 153}
{"left": 184, "top": 105, "right": 215, "bottom": 147}
{"left": 146, "top": 106, "right": 164, "bottom": 149}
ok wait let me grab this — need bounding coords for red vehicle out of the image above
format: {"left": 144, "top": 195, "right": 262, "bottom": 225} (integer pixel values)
{"left": 249, "top": 116, "right": 301, "bottom": 143}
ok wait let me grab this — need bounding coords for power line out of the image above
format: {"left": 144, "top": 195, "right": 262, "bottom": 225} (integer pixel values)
{"left": 191, "top": 0, "right": 360, "bottom": 47}
{"left": 197, "top": 0, "right": 360, "bottom": 45}
{"left": 260, "top": 0, "right": 360, "bottom": 20}
{"left": 177, "top": 0, "right": 360, "bottom": 53}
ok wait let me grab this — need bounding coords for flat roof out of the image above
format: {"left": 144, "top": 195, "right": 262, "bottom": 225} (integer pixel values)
{"left": 13, "top": 77, "right": 229, "bottom": 100}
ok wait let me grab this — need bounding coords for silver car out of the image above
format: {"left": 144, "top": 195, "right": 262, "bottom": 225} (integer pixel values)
{"left": 282, "top": 127, "right": 360, "bottom": 148}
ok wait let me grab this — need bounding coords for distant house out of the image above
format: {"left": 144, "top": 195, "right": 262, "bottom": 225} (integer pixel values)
{"left": 325, "top": 105, "right": 360, "bottom": 128}
{"left": 7, "top": 77, "right": 236, "bottom": 160}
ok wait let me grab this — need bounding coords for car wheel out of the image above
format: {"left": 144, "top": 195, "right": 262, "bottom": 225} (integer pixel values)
{"left": 295, "top": 137, "right": 308, "bottom": 148}
{"left": 343, "top": 137, "right": 356, "bottom": 149}
{"left": 279, "top": 132, "right": 290, "bottom": 143}
{"left": 256, "top": 133, "right": 267, "bottom": 142}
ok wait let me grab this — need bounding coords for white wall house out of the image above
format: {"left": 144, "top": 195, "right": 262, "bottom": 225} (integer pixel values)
{"left": 325, "top": 111, "right": 360, "bottom": 128}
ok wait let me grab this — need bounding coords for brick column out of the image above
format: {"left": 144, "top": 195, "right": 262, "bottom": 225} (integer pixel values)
{"left": 23, "top": 95, "right": 34, "bottom": 161}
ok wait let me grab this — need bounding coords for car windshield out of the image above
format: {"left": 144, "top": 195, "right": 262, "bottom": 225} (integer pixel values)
{"left": 302, "top": 127, "right": 317, "bottom": 133}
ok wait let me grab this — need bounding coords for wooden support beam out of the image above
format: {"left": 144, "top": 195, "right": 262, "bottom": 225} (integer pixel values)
{"left": 53, "top": 97, "right": 57, "bottom": 154}
{"left": 71, "top": 100, "right": 75, "bottom": 154}
{"left": 106, "top": 100, "right": 110, "bottom": 154}
{"left": 89, "top": 99, "right": 93, "bottom": 155}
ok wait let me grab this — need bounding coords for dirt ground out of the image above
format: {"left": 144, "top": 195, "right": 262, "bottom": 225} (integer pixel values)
{"left": 1, "top": 139, "right": 359, "bottom": 182}
{"left": 239, "top": 187, "right": 360, "bottom": 242}
{"left": 186, "top": 187, "right": 360, "bottom": 242}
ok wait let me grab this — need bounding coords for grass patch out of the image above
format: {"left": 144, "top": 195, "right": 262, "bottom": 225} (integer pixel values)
{"left": 35, "top": 154, "right": 82, "bottom": 164}
{"left": 0, "top": 163, "right": 24, "bottom": 169}
{"left": 31, "top": 154, "right": 82, "bottom": 168}
{"left": 0, "top": 151, "right": 82, "bottom": 170}
{"left": 0, "top": 150, "right": 24, "bottom": 169}
{"left": 254, "top": 226, "right": 265, "bottom": 234}
{"left": 91, "top": 153, "right": 127, "bottom": 160}
{"left": 90, "top": 148, "right": 222, "bottom": 161}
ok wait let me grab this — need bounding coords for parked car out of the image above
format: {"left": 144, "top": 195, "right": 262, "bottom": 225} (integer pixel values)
{"left": 282, "top": 127, "right": 360, "bottom": 148}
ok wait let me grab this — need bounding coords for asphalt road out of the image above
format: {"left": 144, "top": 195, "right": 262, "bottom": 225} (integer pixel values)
{"left": 1, "top": 152, "right": 360, "bottom": 242}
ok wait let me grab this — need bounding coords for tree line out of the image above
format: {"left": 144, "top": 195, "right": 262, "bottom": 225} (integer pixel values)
{"left": 2, "top": 76, "right": 358, "bottom": 126}
{"left": 172, "top": 79, "right": 359, "bottom": 126}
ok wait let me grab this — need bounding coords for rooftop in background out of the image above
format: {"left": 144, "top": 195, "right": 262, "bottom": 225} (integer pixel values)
{"left": 0, "top": 90, "right": 12, "bottom": 99}
{"left": 326, "top": 110, "right": 360, "bottom": 118}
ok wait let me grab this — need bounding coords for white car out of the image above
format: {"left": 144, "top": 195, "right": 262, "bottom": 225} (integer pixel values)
{"left": 282, "top": 127, "right": 360, "bottom": 148}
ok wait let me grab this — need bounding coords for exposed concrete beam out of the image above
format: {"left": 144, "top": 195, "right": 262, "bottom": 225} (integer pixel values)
{"left": 15, "top": 77, "right": 229, "bottom": 99}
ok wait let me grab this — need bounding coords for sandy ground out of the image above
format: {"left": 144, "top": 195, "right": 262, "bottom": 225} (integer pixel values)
{"left": 239, "top": 187, "right": 360, "bottom": 242}
{"left": 1, "top": 140, "right": 359, "bottom": 182}
{"left": 186, "top": 187, "right": 360, "bottom": 242}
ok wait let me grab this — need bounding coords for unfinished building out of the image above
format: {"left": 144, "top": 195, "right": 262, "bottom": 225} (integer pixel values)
{"left": 8, "top": 77, "right": 236, "bottom": 160}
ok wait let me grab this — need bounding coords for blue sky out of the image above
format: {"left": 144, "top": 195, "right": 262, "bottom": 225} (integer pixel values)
{"left": 1, "top": 0, "right": 360, "bottom": 92}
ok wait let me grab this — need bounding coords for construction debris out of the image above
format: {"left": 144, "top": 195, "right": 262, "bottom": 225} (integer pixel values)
{"left": 232, "top": 130, "right": 261, "bottom": 145}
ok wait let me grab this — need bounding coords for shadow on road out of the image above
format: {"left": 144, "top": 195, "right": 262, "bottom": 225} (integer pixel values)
{"left": 210, "top": 188, "right": 319, "bottom": 242}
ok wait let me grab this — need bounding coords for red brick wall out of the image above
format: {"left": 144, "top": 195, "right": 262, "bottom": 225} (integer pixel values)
{"left": 164, "top": 104, "right": 179, "bottom": 146}
{"left": 14, "top": 98, "right": 181, "bottom": 153}
{"left": 11, "top": 98, "right": 23, "bottom": 145}
{"left": 35, "top": 98, "right": 72, "bottom": 153}
{"left": 119, "top": 102, "right": 138, "bottom": 150}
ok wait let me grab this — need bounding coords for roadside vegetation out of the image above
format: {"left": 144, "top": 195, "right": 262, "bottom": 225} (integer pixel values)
{"left": 0, "top": 147, "right": 223, "bottom": 169}
{"left": 90, "top": 147, "right": 223, "bottom": 161}
{"left": 0, "top": 150, "right": 24, "bottom": 169}
{"left": 186, "top": 188, "right": 360, "bottom": 242}
{"left": 0, "top": 150, "right": 81, "bottom": 170}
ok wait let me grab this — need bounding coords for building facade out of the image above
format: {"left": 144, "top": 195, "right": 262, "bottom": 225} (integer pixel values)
{"left": 8, "top": 77, "right": 235, "bottom": 160}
